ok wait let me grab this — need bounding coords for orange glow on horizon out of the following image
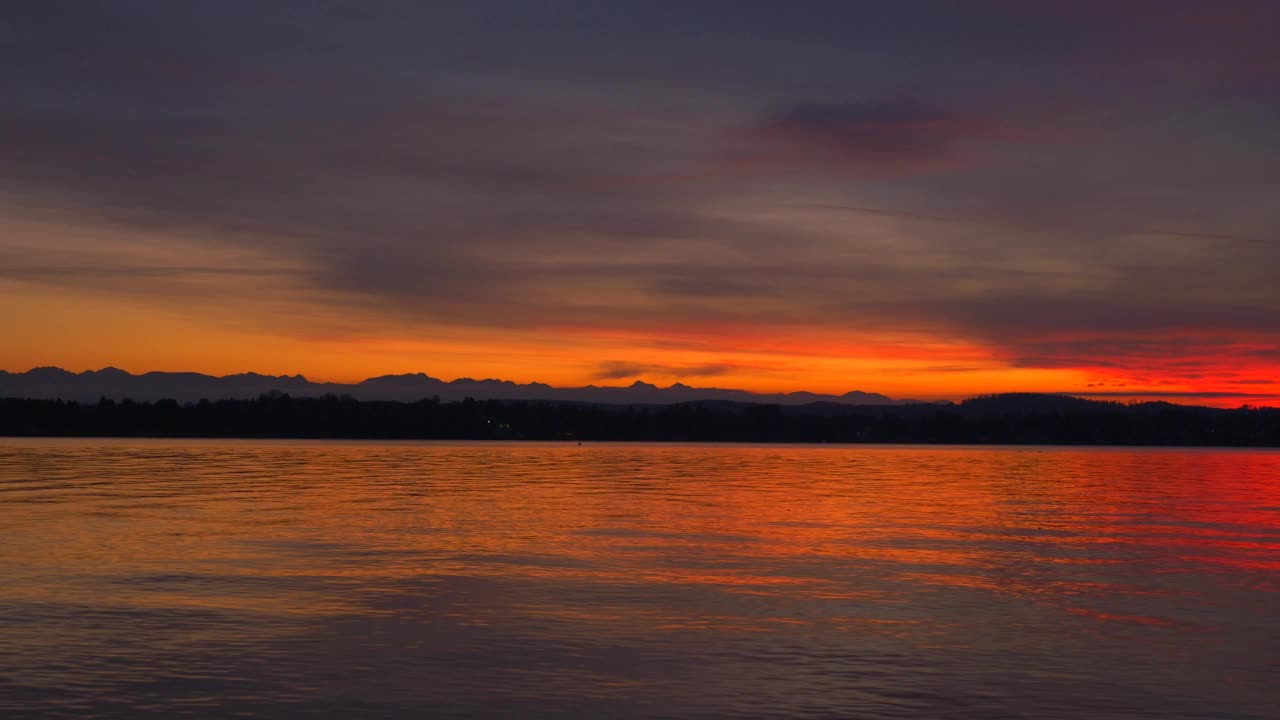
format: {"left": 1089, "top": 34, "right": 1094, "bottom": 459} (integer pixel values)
{"left": 3, "top": 279, "right": 1279, "bottom": 408}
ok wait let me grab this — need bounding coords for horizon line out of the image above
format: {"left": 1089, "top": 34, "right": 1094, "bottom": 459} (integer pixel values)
{"left": 4, "top": 365, "right": 1278, "bottom": 409}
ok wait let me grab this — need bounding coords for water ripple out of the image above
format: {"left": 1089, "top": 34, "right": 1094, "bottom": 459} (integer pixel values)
{"left": 1, "top": 439, "right": 1277, "bottom": 719}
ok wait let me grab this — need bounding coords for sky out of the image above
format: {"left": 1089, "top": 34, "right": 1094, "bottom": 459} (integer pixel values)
{"left": 2, "top": 1, "right": 1278, "bottom": 405}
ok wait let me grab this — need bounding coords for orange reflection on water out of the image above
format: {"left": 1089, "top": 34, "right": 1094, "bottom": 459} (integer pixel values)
{"left": 1, "top": 439, "right": 1278, "bottom": 718}
{"left": 5, "top": 441, "right": 1277, "bottom": 623}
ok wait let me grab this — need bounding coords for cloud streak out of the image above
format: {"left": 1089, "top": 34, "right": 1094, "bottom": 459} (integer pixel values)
{"left": 592, "top": 361, "right": 734, "bottom": 381}
{"left": 724, "top": 99, "right": 1054, "bottom": 177}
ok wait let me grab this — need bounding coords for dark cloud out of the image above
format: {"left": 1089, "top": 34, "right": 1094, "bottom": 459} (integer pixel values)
{"left": 727, "top": 100, "right": 1048, "bottom": 176}
{"left": 795, "top": 204, "right": 1275, "bottom": 246}
{"left": 593, "top": 362, "right": 733, "bottom": 381}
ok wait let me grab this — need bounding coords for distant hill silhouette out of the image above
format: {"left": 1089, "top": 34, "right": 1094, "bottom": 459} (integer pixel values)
{"left": 0, "top": 367, "right": 905, "bottom": 406}
{"left": 957, "top": 393, "right": 1109, "bottom": 413}
{"left": 3, "top": 393, "right": 1277, "bottom": 446}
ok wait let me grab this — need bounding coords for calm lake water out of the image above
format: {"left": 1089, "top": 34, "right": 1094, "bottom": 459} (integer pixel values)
{"left": 1, "top": 439, "right": 1277, "bottom": 719}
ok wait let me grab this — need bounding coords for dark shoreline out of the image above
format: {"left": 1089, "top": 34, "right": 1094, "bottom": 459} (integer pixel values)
{"left": 7, "top": 437, "right": 1280, "bottom": 452}
{"left": 4, "top": 394, "right": 1278, "bottom": 448}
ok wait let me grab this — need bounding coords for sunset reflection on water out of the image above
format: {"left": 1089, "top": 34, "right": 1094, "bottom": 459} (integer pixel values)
{"left": 1, "top": 440, "right": 1277, "bottom": 718}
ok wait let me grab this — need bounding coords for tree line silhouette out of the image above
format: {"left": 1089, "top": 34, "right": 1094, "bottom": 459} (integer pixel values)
{"left": 2, "top": 393, "right": 1278, "bottom": 446}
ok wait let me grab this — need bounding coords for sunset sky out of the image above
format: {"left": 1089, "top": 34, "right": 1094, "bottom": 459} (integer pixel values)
{"left": 3, "top": 1, "right": 1278, "bottom": 405}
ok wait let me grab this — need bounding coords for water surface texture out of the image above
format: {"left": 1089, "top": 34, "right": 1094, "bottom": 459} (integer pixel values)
{"left": 2, "top": 440, "right": 1277, "bottom": 719}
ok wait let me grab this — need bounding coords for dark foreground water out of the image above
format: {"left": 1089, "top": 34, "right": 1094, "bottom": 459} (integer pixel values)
{"left": 1, "top": 440, "right": 1277, "bottom": 719}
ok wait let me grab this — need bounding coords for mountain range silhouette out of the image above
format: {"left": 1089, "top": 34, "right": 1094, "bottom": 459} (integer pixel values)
{"left": 0, "top": 367, "right": 909, "bottom": 406}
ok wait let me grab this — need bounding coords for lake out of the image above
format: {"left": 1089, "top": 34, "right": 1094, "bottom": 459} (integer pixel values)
{"left": 1, "top": 439, "right": 1277, "bottom": 719}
